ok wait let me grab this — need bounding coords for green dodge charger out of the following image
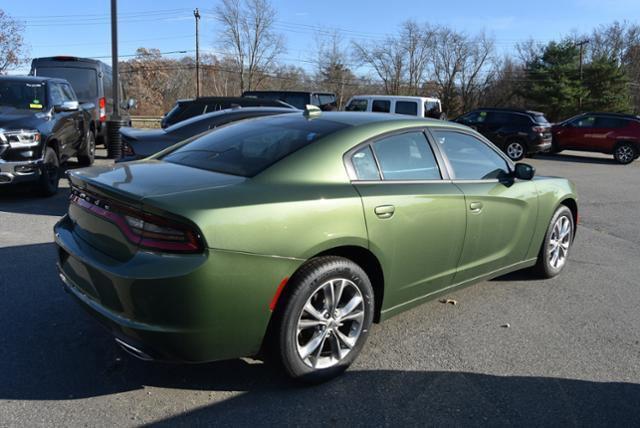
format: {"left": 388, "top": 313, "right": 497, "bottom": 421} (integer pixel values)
{"left": 54, "top": 109, "right": 577, "bottom": 382}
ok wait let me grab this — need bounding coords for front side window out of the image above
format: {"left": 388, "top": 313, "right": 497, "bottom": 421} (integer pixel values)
{"left": 461, "top": 111, "right": 487, "bottom": 124}
{"left": 49, "top": 83, "right": 65, "bottom": 106}
{"left": 345, "top": 99, "right": 368, "bottom": 112}
{"left": 571, "top": 116, "right": 596, "bottom": 128}
{"left": 370, "top": 132, "right": 441, "bottom": 180}
{"left": 395, "top": 101, "right": 418, "bottom": 116}
{"left": 424, "top": 101, "right": 440, "bottom": 116}
{"left": 432, "top": 130, "right": 509, "bottom": 180}
{"left": 372, "top": 100, "right": 390, "bottom": 113}
{"left": 60, "top": 84, "right": 75, "bottom": 102}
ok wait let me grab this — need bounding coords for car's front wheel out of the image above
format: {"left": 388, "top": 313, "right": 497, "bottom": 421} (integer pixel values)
{"left": 533, "top": 205, "right": 574, "bottom": 278}
{"left": 505, "top": 140, "right": 526, "bottom": 161}
{"left": 613, "top": 142, "right": 636, "bottom": 165}
{"left": 275, "top": 256, "right": 374, "bottom": 383}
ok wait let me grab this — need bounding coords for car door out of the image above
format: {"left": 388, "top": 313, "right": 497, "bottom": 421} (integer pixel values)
{"left": 60, "top": 82, "right": 83, "bottom": 147}
{"left": 556, "top": 115, "right": 597, "bottom": 150}
{"left": 593, "top": 116, "right": 627, "bottom": 152}
{"left": 348, "top": 130, "right": 467, "bottom": 311}
{"left": 429, "top": 128, "right": 539, "bottom": 283}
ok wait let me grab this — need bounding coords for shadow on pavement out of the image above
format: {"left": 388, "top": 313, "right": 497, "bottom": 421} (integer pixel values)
{"left": 1, "top": 243, "right": 639, "bottom": 426}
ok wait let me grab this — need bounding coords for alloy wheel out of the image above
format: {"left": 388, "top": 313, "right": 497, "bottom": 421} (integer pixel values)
{"left": 547, "top": 215, "right": 572, "bottom": 269}
{"left": 615, "top": 145, "right": 634, "bottom": 164}
{"left": 296, "top": 278, "right": 364, "bottom": 369}
{"left": 506, "top": 142, "right": 524, "bottom": 160}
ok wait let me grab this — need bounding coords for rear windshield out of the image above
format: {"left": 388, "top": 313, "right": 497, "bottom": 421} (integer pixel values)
{"left": 533, "top": 114, "right": 550, "bottom": 125}
{"left": 162, "top": 114, "right": 348, "bottom": 177}
{"left": 34, "top": 67, "right": 98, "bottom": 101}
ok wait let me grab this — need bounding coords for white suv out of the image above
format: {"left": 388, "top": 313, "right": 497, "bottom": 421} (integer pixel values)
{"left": 344, "top": 95, "right": 445, "bottom": 119}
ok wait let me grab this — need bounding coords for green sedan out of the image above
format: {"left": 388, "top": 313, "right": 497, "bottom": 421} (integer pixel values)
{"left": 54, "top": 110, "right": 578, "bottom": 382}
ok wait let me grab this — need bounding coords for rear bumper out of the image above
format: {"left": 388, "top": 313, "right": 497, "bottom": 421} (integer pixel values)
{"left": 528, "top": 137, "right": 552, "bottom": 154}
{"left": 0, "top": 159, "right": 44, "bottom": 185}
{"left": 53, "top": 214, "right": 301, "bottom": 362}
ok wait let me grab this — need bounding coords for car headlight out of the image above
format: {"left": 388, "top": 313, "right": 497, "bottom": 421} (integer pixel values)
{"left": 0, "top": 129, "right": 41, "bottom": 148}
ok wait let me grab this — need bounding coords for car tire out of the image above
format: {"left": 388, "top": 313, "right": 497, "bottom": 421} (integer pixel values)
{"left": 533, "top": 205, "right": 574, "bottom": 278}
{"left": 613, "top": 142, "right": 636, "bottom": 165}
{"left": 38, "top": 146, "right": 60, "bottom": 197}
{"left": 77, "top": 130, "right": 96, "bottom": 167}
{"left": 505, "top": 140, "right": 526, "bottom": 161}
{"left": 274, "top": 256, "right": 374, "bottom": 383}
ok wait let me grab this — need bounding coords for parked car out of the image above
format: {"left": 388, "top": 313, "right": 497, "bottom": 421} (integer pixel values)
{"left": 344, "top": 95, "right": 446, "bottom": 119}
{"left": 242, "top": 90, "right": 337, "bottom": 111}
{"left": 0, "top": 75, "right": 93, "bottom": 196}
{"left": 161, "top": 96, "right": 295, "bottom": 128}
{"left": 455, "top": 108, "right": 552, "bottom": 161}
{"left": 30, "top": 56, "right": 134, "bottom": 146}
{"left": 551, "top": 112, "right": 640, "bottom": 164}
{"left": 120, "top": 107, "right": 294, "bottom": 160}
{"left": 55, "top": 109, "right": 577, "bottom": 382}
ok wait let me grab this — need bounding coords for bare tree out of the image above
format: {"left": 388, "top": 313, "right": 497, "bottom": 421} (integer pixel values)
{"left": 0, "top": 9, "right": 28, "bottom": 74}
{"left": 215, "top": 0, "right": 285, "bottom": 93}
{"left": 459, "top": 32, "right": 496, "bottom": 112}
{"left": 431, "top": 27, "right": 467, "bottom": 116}
{"left": 314, "top": 30, "right": 355, "bottom": 107}
{"left": 352, "top": 36, "right": 404, "bottom": 95}
{"left": 400, "top": 21, "right": 434, "bottom": 95}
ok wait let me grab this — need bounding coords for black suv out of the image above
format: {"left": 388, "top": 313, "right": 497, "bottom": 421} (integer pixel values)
{"left": 0, "top": 76, "right": 93, "bottom": 196}
{"left": 161, "top": 96, "right": 294, "bottom": 128}
{"left": 455, "top": 108, "right": 552, "bottom": 161}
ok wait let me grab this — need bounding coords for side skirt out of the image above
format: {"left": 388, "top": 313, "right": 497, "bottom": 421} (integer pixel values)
{"left": 379, "top": 258, "right": 538, "bottom": 322}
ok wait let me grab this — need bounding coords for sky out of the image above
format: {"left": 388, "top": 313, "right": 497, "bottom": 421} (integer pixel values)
{"left": 5, "top": 0, "right": 640, "bottom": 75}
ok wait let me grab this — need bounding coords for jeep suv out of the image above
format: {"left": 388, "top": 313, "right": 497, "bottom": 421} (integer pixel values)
{"left": 552, "top": 112, "right": 640, "bottom": 164}
{"left": 455, "top": 108, "right": 552, "bottom": 161}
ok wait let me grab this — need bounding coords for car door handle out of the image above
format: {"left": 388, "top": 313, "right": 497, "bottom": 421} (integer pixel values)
{"left": 469, "top": 201, "right": 483, "bottom": 213}
{"left": 374, "top": 205, "right": 395, "bottom": 219}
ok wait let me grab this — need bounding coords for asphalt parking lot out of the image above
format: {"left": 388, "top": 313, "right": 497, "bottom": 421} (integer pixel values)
{"left": 1, "top": 150, "right": 639, "bottom": 427}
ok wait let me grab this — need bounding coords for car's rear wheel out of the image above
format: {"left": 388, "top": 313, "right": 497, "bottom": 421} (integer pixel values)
{"left": 505, "top": 140, "right": 526, "bottom": 161}
{"left": 275, "top": 256, "right": 374, "bottom": 383}
{"left": 38, "top": 146, "right": 60, "bottom": 197}
{"left": 613, "top": 142, "right": 636, "bottom": 164}
{"left": 77, "top": 129, "right": 96, "bottom": 166}
{"left": 533, "top": 205, "right": 574, "bottom": 278}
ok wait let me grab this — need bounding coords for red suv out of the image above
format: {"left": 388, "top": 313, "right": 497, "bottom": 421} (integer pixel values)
{"left": 552, "top": 112, "right": 640, "bottom": 164}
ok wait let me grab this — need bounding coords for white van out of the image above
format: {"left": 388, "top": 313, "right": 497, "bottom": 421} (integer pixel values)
{"left": 344, "top": 95, "right": 445, "bottom": 119}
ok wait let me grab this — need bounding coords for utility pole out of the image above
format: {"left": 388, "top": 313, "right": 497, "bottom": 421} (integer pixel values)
{"left": 194, "top": 8, "right": 201, "bottom": 98}
{"left": 577, "top": 39, "right": 590, "bottom": 109}
{"left": 106, "top": 0, "right": 125, "bottom": 159}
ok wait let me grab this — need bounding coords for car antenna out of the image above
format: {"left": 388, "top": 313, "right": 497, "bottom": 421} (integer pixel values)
{"left": 303, "top": 104, "right": 321, "bottom": 118}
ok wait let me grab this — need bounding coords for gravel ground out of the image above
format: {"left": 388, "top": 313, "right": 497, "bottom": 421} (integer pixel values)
{"left": 0, "top": 149, "right": 639, "bottom": 427}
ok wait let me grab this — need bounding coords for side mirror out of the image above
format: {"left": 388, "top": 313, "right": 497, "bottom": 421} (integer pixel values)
{"left": 54, "top": 100, "right": 79, "bottom": 112}
{"left": 122, "top": 98, "right": 136, "bottom": 110}
{"left": 514, "top": 163, "right": 535, "bottom": 180}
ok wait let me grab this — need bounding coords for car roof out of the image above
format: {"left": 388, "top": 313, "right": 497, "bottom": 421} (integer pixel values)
{"left": 350, "top": 95, "right": 440, "bottom": 102}
{"left": 473, "top": 107, "right": 545, "bottom": 116}
{"left": 244, "top": 90, "right": 336, "bottom": 96}
{"left": 273, "top": 111, "right": 463, "bottom": 129}
{"left": 581, "top": 112, "right": 640, "bottom": 120}
{"left": 0, "top": 75, "right": 67, "bottom": 84}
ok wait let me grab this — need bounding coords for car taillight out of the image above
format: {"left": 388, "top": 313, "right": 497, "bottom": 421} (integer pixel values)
{"left": 99, "top": 97, "right": 106, "bottom": 122}
{"left": 70, "top": 188, "right": 204, "bottom": 253}
{"left": 532, "top": 126, "right": 548, "bottom": 133}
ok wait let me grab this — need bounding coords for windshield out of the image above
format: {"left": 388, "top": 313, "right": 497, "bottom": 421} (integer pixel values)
{"left": 0, "top": 81, "right": 47, "bottom": 111}
{"left": 162, "top": 114, "right": 348, "bottom": 177}
{"left": 34, "top": 67, "right": 97, "bottom": 101}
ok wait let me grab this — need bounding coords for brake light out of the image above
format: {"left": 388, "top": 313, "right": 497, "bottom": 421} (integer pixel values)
{"left": 532, "top": 126, "right": 548, "bottom": 133}
{"left": 69, "top": 188, "right": 203, "bottom": 253}
{"left": 99, "top": 97, "right": 106, "bottom": 122}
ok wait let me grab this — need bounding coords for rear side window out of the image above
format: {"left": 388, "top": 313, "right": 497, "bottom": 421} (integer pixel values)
{"left": 318, "top": 94, "right": 336, "bottom": 106}
{"left": 533, "top": 114, "right": 549, "bottom": 125}
{"left": 346, "top": 99, "right": 368, "bottom": 112}
{"left": 432, "top": 130, "right": 509, "bottom": 180}
{"left": 372, "top": 100, "right": 390, "bottom": 113}
{"left": 371, "top": 132, "right": 441, "bottom": 180}
{"left": 511, "top": 114, "right": 533, "bottom": 126}
{"left": 351, "top": 146, "right": 380, "bottom": 180}
{"left": 395, "top": 101, "right": 418, "bottom": 116}
{"left": 595, "top": 117, "right": 628, "bottom": 128}
{"left": 163, "top": 115, "right": 348, "bottom": 177}
{"left": 34, "top": 67, "right": 97, "bottom": 101}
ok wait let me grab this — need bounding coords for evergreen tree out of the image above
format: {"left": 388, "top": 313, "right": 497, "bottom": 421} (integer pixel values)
{"left": 582, "top": 56, "right": 632, "bottom": 113}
